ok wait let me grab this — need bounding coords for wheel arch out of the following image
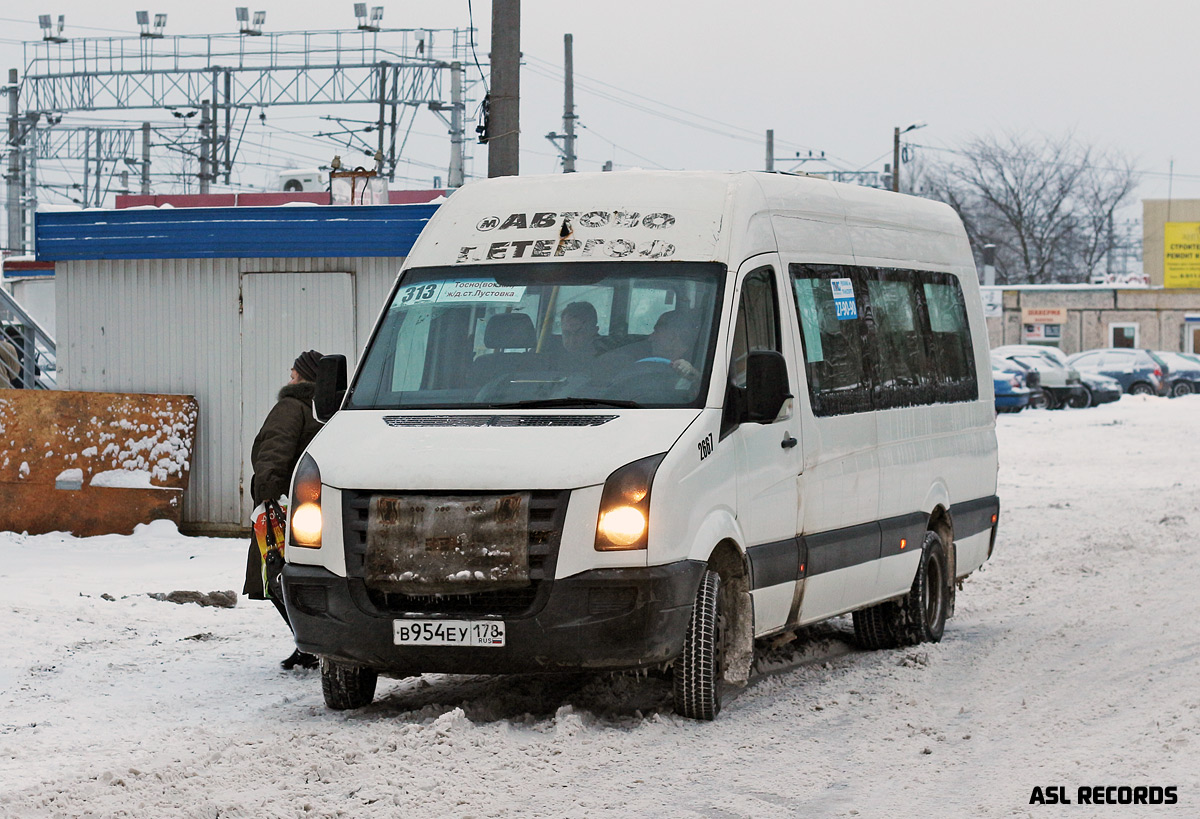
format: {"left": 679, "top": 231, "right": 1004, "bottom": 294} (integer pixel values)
{"left": 926, "top": 504, "right": 956, "bottom": 617}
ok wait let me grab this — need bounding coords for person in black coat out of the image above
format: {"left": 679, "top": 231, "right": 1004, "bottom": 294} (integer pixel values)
{"left": 243, "top": 350, "right": 325, "bottom": 669}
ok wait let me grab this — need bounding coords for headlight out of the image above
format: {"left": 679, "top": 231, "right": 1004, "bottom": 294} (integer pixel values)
{"left": 594, "top": 453, "right": 665, "bottom": 551}
{"left": 289, "top": 452, "right": 322, "bottom": 548}
{"left": 291, "top": 502, "right": 323, "bottom": 546}
{"left": 598, "top": 506, "right": 646, "bottom": 546}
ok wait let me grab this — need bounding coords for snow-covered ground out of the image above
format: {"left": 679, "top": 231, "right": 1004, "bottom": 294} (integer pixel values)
{"left": 1, "top": 396, "right": 1197, "bottom": 818}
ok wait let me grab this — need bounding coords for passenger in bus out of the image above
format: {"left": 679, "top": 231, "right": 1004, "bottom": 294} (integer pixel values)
{"left": 557, "top": 301, "right": 603, "bottom": 362}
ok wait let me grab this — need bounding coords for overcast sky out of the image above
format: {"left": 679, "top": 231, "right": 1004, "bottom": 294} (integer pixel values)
{"left": 2, "top": 0, "right": 1197, "bottom": 211}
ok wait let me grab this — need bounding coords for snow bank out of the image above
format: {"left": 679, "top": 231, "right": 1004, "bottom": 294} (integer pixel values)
{"left": 1, "top": 396, "right": 1197, "bottom": 817}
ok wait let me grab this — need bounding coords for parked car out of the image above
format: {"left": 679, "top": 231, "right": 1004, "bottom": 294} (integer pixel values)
{"left": 1066, "top": 348, "right": 1169, "bottom": 396}
{"left": 991, "top": 353, "right": 1044, "bottom": 409}
{"left": 992, "top": 344, "right": 1071, "bottom": 368}
{"left": 991, "top": 350, "right": 1084, "bottom": 409}
{"left": 1070, "top": 371, "right": 1123, "bottom": 408}
{"left": 993, "top": 368, "right": 1032, "bottom": 413}
{"left": 1154, "top": 351, "right": 1200, "bottom": 397}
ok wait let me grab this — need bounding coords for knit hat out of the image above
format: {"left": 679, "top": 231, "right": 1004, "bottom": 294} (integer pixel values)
{"left": 293, "top": 350, "right": 323, "bottom": 382}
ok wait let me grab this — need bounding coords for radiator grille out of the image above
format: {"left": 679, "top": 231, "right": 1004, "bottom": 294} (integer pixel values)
{"left": 342, "top": 489, "right": 568, "bottom": 616}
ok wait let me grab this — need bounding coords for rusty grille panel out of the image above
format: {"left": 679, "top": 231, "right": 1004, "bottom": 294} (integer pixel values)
{"left": 342, "top": 489, "right": 568, "bottom": 616}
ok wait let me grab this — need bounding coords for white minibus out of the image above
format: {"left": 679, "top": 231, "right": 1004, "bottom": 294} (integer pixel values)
{"left": 283, "top": 171, "right": 1000, "bottom": 719}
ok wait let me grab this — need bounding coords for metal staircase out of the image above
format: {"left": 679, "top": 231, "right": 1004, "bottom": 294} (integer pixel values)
{"left": 0, "top": 287, "right": 56, "bottom": 389}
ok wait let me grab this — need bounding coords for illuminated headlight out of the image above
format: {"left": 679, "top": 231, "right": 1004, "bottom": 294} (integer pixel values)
{"left": 291, "top": 502, "right": 323, "bottom": 546}
{"left": 594, "top": 453, "right": 665, "bottom": 552}
{"left": 289, "top": 452, "right": 322, "bottom": 549}
{"left": 597, "top": 506, "right": 646, "bottom": 547}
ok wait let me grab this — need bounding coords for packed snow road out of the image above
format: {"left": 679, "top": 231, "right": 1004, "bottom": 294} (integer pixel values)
{"left": 1, "top": 396, "right": 1197, "bottom": 818}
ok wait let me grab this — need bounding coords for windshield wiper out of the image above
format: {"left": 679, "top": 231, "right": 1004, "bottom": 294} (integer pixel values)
{"left": 487, "top": 396, "right": 642, "bottom": 409}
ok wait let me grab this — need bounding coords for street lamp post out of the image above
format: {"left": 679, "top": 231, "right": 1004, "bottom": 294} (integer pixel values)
{"left": 892, "top": 121, "right": 926, "bottom": 192}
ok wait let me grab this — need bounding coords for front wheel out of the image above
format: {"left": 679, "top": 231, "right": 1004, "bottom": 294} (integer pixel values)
{"left": 321, "top": 657, "right": 378, "bottom": 710}
{"left": 1172, "top": 380, "right": 1193, "bottom": 397}
{"left": 673, "top": 570, "right": 723, "bottom": 720}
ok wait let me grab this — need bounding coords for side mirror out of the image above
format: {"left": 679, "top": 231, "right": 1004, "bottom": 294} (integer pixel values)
{"left": 745, "top": 350, "right": 792, "bottom": 423}
{"left": 314, "top": 354, "right": 348, "bottom": 423}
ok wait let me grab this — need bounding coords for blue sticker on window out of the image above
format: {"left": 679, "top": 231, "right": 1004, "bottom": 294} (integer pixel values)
{"left": 831, "top": 278, "right": 858, "bottom": 320}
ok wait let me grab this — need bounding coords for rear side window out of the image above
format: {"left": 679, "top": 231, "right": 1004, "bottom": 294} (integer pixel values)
{"left": 790, "top": 264, "right": 978, "bottom": 416}
{"left": 790, "top": 266, "right": 872, "bottom": 415}
{"left": 867, "top": 274, "right": 930, "bottom": 407}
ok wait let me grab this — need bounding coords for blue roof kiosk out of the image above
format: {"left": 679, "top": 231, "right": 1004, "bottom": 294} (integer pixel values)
{"left": 35, "top": 203, "right": 438, "bottom": 533}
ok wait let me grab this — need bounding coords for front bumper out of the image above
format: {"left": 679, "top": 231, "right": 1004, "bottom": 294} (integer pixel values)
{"left": 281, "top": 560, "right": 708, "bottom": 675}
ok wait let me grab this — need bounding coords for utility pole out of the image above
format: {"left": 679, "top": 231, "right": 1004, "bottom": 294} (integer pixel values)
{"left": 6, "top": 68, "right": 24, "bottom": 252}
{"left": 892, "top": 121, "right": 926, "bottom": 193}
{"left": 81, "top": 129, "right": 91, "bottom": 207}
{"left": 561, "top": 34, "right": 576, "bottom": 172}
{"left": 448, "top": 62, "right": 465, "bottom": 187}
{"left": 765, "top": 129, "right": 774, "bottom": 172}
{"left": 141, "top": 122, "right": 152, "bottom": 194}
{"left": 199, "top": 100, "right": 211, "bottom": 194}
{"left": 93, "top": 127, "right": 103, "bottom": 206}
{"left": 545, "top": 33, "right": 576, "bottom": 172}
{"left": 488, "top": 0, "right": 520, "bottom": 177}
{"left": 892, "top": 126, "right": 901, "bottom": 192}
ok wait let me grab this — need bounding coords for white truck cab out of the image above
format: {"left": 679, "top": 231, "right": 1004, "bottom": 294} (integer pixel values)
{"left": 282, "top": 171, "right": 1000, "bottom": 719}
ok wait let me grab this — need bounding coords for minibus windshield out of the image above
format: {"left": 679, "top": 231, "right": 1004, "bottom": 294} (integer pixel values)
{"left": 347, "top": 261, "right": 725, "bottom": 410}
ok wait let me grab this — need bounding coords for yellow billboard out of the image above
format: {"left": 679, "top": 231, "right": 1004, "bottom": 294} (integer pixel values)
{"left": 1164, "top": 223, "right": 1200, "bottom": 288}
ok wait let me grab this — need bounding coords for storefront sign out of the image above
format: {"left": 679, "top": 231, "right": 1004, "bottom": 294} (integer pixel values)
{"left": 1021, "top": 308, "right": 1067, "bottom": 325}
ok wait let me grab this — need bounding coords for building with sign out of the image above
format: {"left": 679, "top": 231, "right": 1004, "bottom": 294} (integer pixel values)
{"left": 1143, "top": 199, "right": 1200, "bottom": 288}
{"left": 983, "top": 285, "right": 1200, "bottom": 354}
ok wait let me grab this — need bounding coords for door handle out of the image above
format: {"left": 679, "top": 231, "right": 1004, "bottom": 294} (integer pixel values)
{"left": 781, "top": 433, "right": 798, "bottom": 449}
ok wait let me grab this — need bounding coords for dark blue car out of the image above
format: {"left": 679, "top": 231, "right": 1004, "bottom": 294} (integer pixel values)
{"left": 993, "top": 368, "right": 1031, "bottom": 413}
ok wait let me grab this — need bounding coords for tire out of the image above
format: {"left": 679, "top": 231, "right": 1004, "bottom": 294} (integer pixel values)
{"left": 1172, "top": 381, "right": 1193, "bottom": 397}
{"left": 1029, "top": 390, "right": 1050, "bottom": 410}
{"left": 852, "top": 531, "right": 952, "bottom": 649}
{"left": 1129, "top": 382, "right": 1154, "bottom": 396}
{"left": 1045, "top": 389, "right": 1064, "bottom": 410}
{"left": 1067, "top": 388, "right": 1092, "bottom": 409}
{"left": 321, "top": 657, "right": 378, "bottom": 710}
{"left": 673, "top": 570, "right": 723, "bottom": 721}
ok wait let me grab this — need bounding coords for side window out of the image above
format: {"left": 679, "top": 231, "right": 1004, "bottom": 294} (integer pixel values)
{"left": 866, "top": 272, "right": 930, "bottom": 407}
{"left": 921, "top": 274, "right": 978, "bottom": 402}
{"left": 790, "top": 264, "right": 872, "bottom": 416}
{"left": 729, "top": 267, "right": 781, "bottom": 387}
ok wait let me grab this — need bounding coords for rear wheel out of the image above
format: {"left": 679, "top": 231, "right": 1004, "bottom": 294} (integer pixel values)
{"left": 321, "top": 658, "right": 378, "bottom": 710}
{"left": 1172, "top": 380, "right": 1193, "bottom": 397}
{"left": 1029, "top": 390, "right": 1050, "bottom": 410}
{"left": 673, "top": 570, "right": 723, "bottom": 721}
{"left": 1129, "top": 382, "right": 1155, "bottom": 396}
{"left": 852, "top": 531, "right": 952, "bottom": 648}
{"left": 1067, "top": 388, "right": 1092, "bottom": 409}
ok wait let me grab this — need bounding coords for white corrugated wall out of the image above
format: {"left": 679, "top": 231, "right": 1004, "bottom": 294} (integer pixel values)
{"left": 57, "top": 255, "right": 404, "bottom": 533}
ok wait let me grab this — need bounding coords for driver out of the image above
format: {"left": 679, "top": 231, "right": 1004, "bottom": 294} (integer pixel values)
{"left": 597, "top": 308, "right": 701, "bottom": 388}
{"left": 643, "top": 308, "right": 701, "bottom": 383}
